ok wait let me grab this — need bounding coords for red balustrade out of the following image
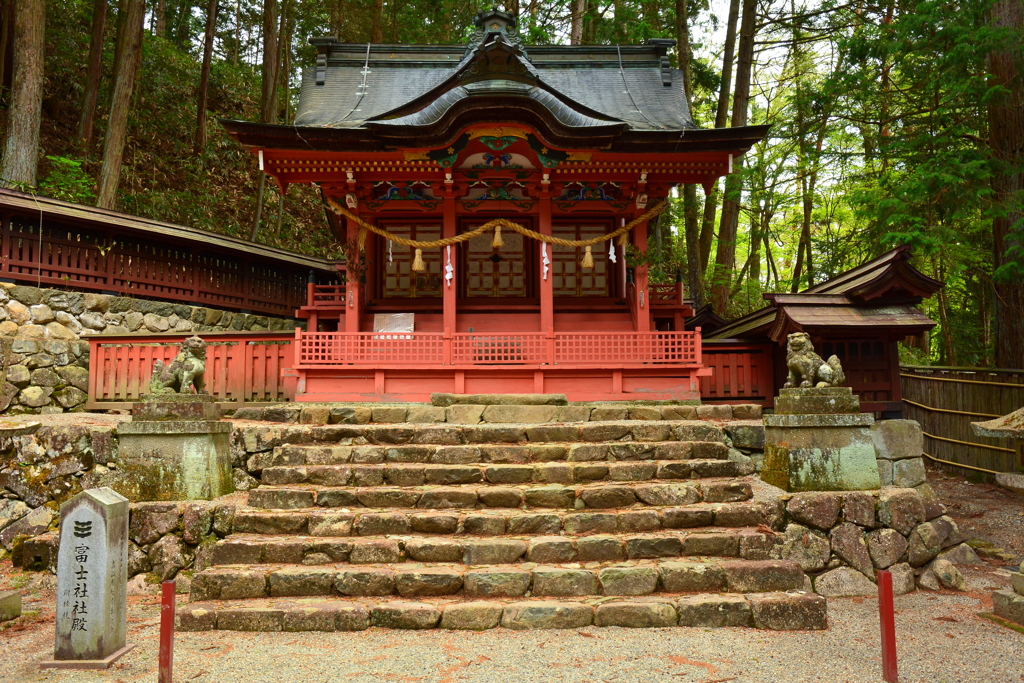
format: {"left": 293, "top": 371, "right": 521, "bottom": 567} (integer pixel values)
{"left": 86, "top": 332, "right": 297, "bottom": 409}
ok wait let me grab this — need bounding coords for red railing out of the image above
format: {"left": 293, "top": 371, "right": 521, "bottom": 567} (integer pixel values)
{"left": 86, "top": 332, "right": 297, "bottom": 408}
{"left": 700, "top": 340, "right": 776, "bottom": 404}
{"left": 649, "top": 283, "right": 685, "bottom": 306}
{"left": 307, "top": 283, "right": 347, "bottom": 307}
{"left": 295, "top": 330, "right": 701, "bottom": 368}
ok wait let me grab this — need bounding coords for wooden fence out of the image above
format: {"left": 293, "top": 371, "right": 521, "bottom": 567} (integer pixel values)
{"left": 700, "top": 340, "right": 776, "bottom": 405}
{"left": 900, "top": 365, "right": 1024, "bottom": 474}
{"left": 86, "top": 332, "right": 297, "bottom": 409}
{"left": 0, "top": 188, "right": 337, "bottom": 317}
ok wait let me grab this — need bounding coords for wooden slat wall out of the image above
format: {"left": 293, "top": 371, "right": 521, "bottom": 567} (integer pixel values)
{"left": 901, "top": 365, "right": 1024, "bottom": 474}
{"left": 2, "top": 214, "right": 319, "bottom": 316}
{"left": 86, "top": 332, "right": 296, "bottom": 408}
{"left": 700, "top": 341, "right": 776, "bottom": 404}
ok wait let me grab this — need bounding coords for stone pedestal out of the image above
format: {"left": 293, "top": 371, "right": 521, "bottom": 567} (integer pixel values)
{"left": 41, "top": 487, "right": 134, "bottom": 670}
{"left": 762, "top": 387, "right": 881, "bottom": 492}
{"left": 115, "top": 394, "right": 233, "bottom": 502}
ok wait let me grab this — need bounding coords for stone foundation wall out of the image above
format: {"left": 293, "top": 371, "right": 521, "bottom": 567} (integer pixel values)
{"left": 0, "top": 284, "right": 300, "bottom": 414}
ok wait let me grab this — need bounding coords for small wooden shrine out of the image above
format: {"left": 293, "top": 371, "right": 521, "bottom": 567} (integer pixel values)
{"left": 223, "top": 9, "right": 767, "bottom": 402}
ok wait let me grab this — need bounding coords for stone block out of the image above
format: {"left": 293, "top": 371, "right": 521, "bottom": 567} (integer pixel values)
{"left": 406, "top": 406, "right": 447, "bottom": 423}
{"left": 329, "top": 406, "right": 372, "bottom": 425}
{"left": 619, "top": 510, "right": 660, "bottom": 532}
{"left": 441, "top": 602, "right": 503, "bottom": 630}
{"left": 748, "top": 592, "right": 827, "bottom": 630}
{"left": 528, "top": 536, "right": 576, "bottom": 563}
{"left": 482, "top": 404, "right": 560, "bottom": 423}
{"left": 535, "top": 462, "right": 575, "bottom": 484}
{"left": 463, "top": 539, "right": 527, "bottom": 564}
{"left": 355, "top": 488, "right": 418, "bottom": 508}
{"left": 607, "top": 461, "right": 657, "bottom": 481}
{"left": 268, "top": 567, "right": 336, "bottom": 597}
{"left": 929, "top": 558, "right": 966, "bottom": 590}
{"left": 532, "top": 567, "right": 598, "bottom": 596}
{"left": 681, "top": 533, "right": 739, "bottom": 557}
{"left": 993, "top": 590, "right": 1024, "bottom": 625}
{"left": 574, "top": 463, "right": 610, "bottom": 481}
{"left": 116, "top": 421, "right": 233, "bottom": 502}
{"left": 713, "top": 502, "right": 768, "bottom": 527}
{"left": 787, "top": 492, "right": 842, "bottom": 531}
{"left": 763, "top": 414, "right": 880, "bottom": 491}
{"left": 870, "top": 419, "right": 923, "bottom": 460}
{"left": 936, "top": 542, "right": 983, "bottom": 566}
{"left": 626, "top": 535, "right": 682, "bottom": 559}
{"left": 335, "top": 568, "right": 395, "bottom": 596}
{"left": 463, "top": 514, "right": 507, "bottom": 535}
{"left": 632, "top": 423, "right": 672, "bottom": 442}
{"left": 356, "top": 512, "right": 411, "bottom": 536}
{"left": 248, "top": 489, "right": 314, "bottom": 510}
{"left": 285, "top": 603, "right": 369, "bottom": 632}
{"left": 877, "top": 488, "right": 925, "bottom": 536}
{"left": 395, "top": 568, "right": 463, "bottom": 597}
{"left": 477, "top": 488, "right": 524, "bottom": 508}
{"left": 659, "top": 561, "right": 726, "bottom": 592}
{"left": 445, "top": 405, "right": 484, "bottom": 424}
{"left": 218, "top": 608, "right": 283, "bottom": 632}
{"left": 610, "top": 442, "right": 657, "bottom": 461}
{"left": 660, "top": 507, "right": 714, "bottom": 529}
{"left": 525, "top": 486, "right": 576, "bottom": 508}
{"left": 889, "top": 562, "right": 916, "bottom": 595}
{"left": 410, "top": 513, "right": 459, "bottom": 534}
{"left": 914, "top": 483, "right": 946, "bottom": 521}
{"left": 697, "top": 404, "right": 732, "bottom": 420}
{"left": 842, "top": 492, "right": 877, "bottom": 528}
{"left": 720, "top": 560, "right": 803, "bottom": 593}
{"left": 599, "top": 566, "right": 659, "bottom": 595}
{"left": 176, "top": 606, "right": 217, "bottom": 631}
{"left": 634, "top": 483, "right": 700, "bottom": 506}
{"left": 371, "top": 603, "right": 441, "bottom": 629}
{"left": 703, "top": 481, "right": 752, "bottom": 504}
{"left": 831, "top": 522, "right": 874, "bottom": 577}
{"left": 676, "top": 594, "right": 752, "bottom": 627}
{"left": 893, "top": 458, "right": 926, "bottom": 488}
{"left": 732, "top": 404, "right": 762, "bottom": 420}
{"left": 299, "top": 406, "right": 331, "bottom": 425}
{"left": 814, "top": 567, "right": 877, "bottom": 596}
{"left": 501, "top": 601, "right": 592, "bottom": 630}
{"left": 349, "top": 539, "right": 403, "bottom": 564}
{"left": 372, "top": 406, "right": 409, "bottom": 423}
{"left": 0, "top": 590, "right": 22, "bottom": 622}
{"left": 479, "top": 445, "right": 530, "bottom": 463}
{"left": 595, "top": 601, "right": 676, "bottom": 628}
{"left": 576, "top": 536, "right": 625, "bottom": 561}
{"left": 463, "top": 568, "right": 532, "bottom": 597}
{"left": 564, "top": 512, "right": 617, "bottom": 535}
{"left": 506, "top": 513, "right": 561, "bottom": 535}
{"left": 556, "top": 406, "right": 592, "bottom": 422}
{"left": 581, "top": 486, "right": 636, "bottom": 509}
{"left": 417, "top": 488, "right": 478, "bottom": 509}
{"left": 654, "top": 443, "right": 694, "bottom": 462}
{"left": 866, "top": 528, "right": 907, "bottom": 569}
{"left": 426, "top": 465, "right": 482, "bottom": 485}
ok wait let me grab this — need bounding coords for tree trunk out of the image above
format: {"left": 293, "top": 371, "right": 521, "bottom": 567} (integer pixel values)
{"left": 95, "top": 0, "right": 145, "bottom": 209}
{"left": 570, "top": 0, "right": 585, "bottom": 45}
{"left": 0, "top": 0, "right": 45, "bottom": 188}
{"left": 989, "top": 0, "right": 1024, "bottom": 369}
{"left": 0, "top": 0, "right": 12, "bottom": 97}
{"left": 675, "top": 0, "right": 703, "bottom": 306}
{"left": 195, "top": 0, "right": 217, "bottom": 152}
{"left": 370, "top": 0, "right": 383, "bottom": 43}
{"left": 155, "top": 0, "right": 167, "bottom": 36}
{"left": 506, "top": 0, "right": 519, "bottom": 18}
{"left": 709, "top": 0, "right": 756, "bottom": 316}
{"left": 698, "top": 0, "right": 740, "bottom": 277}
{"left": 260, "top": 0, "right": 279, "bottom": 125}
{"left": 234, "top": 0, "right": 242, "bottom": 64}
{"left": 78, "top": 0, "right": 108, "bottom": 150}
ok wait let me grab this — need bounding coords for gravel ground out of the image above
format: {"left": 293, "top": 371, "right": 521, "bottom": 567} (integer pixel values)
{"left": 1, "top": 564, "right": 1021, "bottom": 683}
{"left": 927, "top": 465, "right": 1024, "bottom": 563}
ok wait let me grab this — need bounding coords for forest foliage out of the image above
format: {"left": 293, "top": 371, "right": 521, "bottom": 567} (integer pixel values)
{"left": 0, "top": 0, "right": 1022, "bottom": 367}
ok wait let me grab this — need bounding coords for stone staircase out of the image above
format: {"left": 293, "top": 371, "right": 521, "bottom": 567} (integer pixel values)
{"left": 179, "top": 405, "right": 827, "bottom": 632}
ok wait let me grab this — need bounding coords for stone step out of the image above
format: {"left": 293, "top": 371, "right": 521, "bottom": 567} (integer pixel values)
{"left": 212, "top": 526, "right": 779, "bottom": 566}
{"left": 256, "top": 441, "right": 734, "bottom": 472}
{"left": 177, "top": 591, "right": 824, "bottom": 632}
{"left": 247, "top": 478, "right": 752, "bottom": 511}
{"left": 259, "top": 460, "right": 743, "bottom": 490}
{"left": 236, "top": 403, "right": 763, "bottom": 426}
{"left": 244, "top": 421, "right": 736, "bottom": 469}
{"left": 190, "top": 559, "right": 806, "bottom": 602}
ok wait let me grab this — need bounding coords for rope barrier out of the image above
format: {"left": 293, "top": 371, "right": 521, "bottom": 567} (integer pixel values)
{"left": 326, "top": 197, "right": 669, "bottom": 272}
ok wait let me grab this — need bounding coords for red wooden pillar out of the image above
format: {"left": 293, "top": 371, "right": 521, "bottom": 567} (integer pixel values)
{"left": 634, "top": 218, "right": 651, "bottom": 333}
{"left": 443, "top": 195, "right": 457, "bottom": 334}
{"left": 345, "top": 216, "right": 363, "bottom": 333}
{"left": 538, "top": 193, "right": 554, "bottom": 336}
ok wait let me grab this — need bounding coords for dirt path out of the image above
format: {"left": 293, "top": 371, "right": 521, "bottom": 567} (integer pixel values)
{"left": 927, "top": 465, "right": 1024, "bottom": 564}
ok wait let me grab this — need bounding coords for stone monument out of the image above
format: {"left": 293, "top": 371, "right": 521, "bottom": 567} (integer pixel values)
{"left": 41, "top": 487, "right": 133, "bottom": 669}
{"left": 115, "top": 336, "right": 233, "bottom": 501}
{"left": 761, "top": 333, "right": 881, "bottom": 491}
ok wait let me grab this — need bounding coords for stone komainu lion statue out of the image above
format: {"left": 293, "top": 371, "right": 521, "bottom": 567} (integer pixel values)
{"left": 783, "top": 332, "right": 846, "bottom": 389}
{"left": 149, "top": 335, "right": 208, "bottom": 394}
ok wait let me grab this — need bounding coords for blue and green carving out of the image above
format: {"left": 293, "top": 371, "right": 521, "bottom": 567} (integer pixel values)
{"left": 478, "top": 136, "right": 520, "bottom": 151}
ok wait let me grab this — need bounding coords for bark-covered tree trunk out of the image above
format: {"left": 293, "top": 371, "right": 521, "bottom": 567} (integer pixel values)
{"left": 155, "top": 0, "right": 167, "bottom": 36}
{"left": 505, "top": 0, "right": 519, "bottom": 18}
{"left": 0, "top": 0, "right": 45, "bottom": 188}
{"left": 195, "top": 0, "right": 217, "bottom": 152}
{"left": 78, "top": 0, "right": 108, "bottom": 150}
{"left": 676, "top": 0, "right": 703, "bottom": 306}
{"left": 370, "top": 0, "right": 383, "bottom": 43}
{"left": 698, "top": 0, "right": 740, "bottom": 277}
{"left": 0, "top": 0, "right": 12, "bottom": 97}
{"left": 989, "top": 0, "right": 1024, "bottom": 368}
{"left": 260, "top": 0, "right": 279, "bottom": 125}
{"left": 570, "top": 0, "right": 585, "bottom": 44}
{"left": 709, "top": 0, "right": 756, "bottom": 316}
{"left": 95, "top": 0, "right": 145, "bottom": 209}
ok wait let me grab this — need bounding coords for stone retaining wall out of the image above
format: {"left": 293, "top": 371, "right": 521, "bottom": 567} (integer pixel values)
{"left": 0, "top": 283, "right": 299, "bottom": 414}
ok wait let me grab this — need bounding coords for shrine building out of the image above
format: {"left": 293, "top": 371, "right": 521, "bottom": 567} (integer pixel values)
{"left": 222, "top": 9, "right": 769, "bottom": 403}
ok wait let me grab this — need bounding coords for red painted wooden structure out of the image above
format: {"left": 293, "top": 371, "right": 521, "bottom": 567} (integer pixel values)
{"left": 0, "top": 188, "right": 336, "bottom": 317}
{"left": 221, "top": 10, "right": 768, "bottom": 402}
{"left": 85, "top": 331, "right": 297, "bottom": 409}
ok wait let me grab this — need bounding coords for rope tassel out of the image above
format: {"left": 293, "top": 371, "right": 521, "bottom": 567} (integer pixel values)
{"left": 412, "top": 248, "right": 426, "bottom": 272}
{"left": 491, "top": 224, "right": 504, "bottom": 249}
{"left": 582, "top": 245, "right": 594, "bottom": 269}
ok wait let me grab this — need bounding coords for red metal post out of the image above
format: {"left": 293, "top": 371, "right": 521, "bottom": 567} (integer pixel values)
{"left": 877, "top": 569, "right": 899, "bottom": 683}
{"left": 159, "top": 580, "right": 176, "bottom": 683}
